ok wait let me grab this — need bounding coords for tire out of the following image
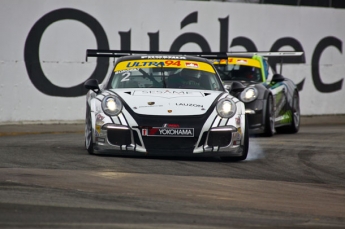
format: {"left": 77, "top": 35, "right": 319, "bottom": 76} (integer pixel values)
{"left": 85, "top": 106, "right": 94, "bottom": 154}
{"left": 221, "top": 115, "right": 249, "bottom": 162}
{"left": 264, "top": 94, "right": 275, "bottom": 137}
{"left": 276, "top": 91, "right": 300, "bottom": 134}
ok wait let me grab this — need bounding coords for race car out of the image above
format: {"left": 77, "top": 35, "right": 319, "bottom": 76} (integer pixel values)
{"left": 211, "top": 52, "right": 303, "bottom": 136}
{"left": 84, "top": 50, "right": 249, "bottom": 161}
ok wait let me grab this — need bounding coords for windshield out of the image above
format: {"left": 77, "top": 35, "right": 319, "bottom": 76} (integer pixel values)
{"left": 214, "top": 64, "right": 263, "bottom": 82}
{"left": 107, "top": 59, "right": 223, "bottom": 91}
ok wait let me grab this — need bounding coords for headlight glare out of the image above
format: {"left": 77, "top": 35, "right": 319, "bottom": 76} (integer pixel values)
{"left": 101, "top": 95, "right": 123, "bottom": 116}
{"left": 240, "top": 87, "right": 258, "bottom": 103}
{"left": 216, "top": 98, "right": 236, "bottom": 118}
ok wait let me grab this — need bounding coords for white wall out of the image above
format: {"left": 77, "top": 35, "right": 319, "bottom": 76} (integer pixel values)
{"left": 0, "top": 0, "right": 344, "bottom": 123}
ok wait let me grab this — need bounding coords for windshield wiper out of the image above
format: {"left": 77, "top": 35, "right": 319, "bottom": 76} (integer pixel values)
{"left": 159, "top": 62, "right": 167, "bottom": 88}
{"left": 138, "top": 68, "right": 160, "bottom": 86}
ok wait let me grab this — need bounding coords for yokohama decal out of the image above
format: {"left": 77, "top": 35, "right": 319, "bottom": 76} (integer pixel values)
{"left": 142, "top": 128, "right": 194, "bottom": 137}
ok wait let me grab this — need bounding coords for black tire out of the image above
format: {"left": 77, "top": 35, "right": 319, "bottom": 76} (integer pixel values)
{"left": 276, "top": 91, "right": 300, "bottom": 134}
{"left": 85, "top": 106, "right": 94, "bottom": 154}
{"left": 221, "top": 115, "right": 249, "bottom": 162}
{"left": 264, "top": 94, "right": 275, "bottom": 137}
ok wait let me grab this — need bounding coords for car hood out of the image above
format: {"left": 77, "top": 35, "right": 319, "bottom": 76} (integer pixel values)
{"left": 110, "top": 89, "right": 225, "bottom": 115}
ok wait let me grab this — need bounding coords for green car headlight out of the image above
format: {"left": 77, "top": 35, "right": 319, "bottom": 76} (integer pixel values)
{"left": 240, "top": 87, "right": 258, "bottom": 103}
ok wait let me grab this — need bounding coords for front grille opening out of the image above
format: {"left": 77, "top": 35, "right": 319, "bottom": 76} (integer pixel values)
{"left": 142, "top": 136, "right": 198, "bottom": 154}
{"left": 107, "top": 129, "right": 131, "bottom": 146}
{"left": 207, "top": 131, "right": 232, "bottom": 147}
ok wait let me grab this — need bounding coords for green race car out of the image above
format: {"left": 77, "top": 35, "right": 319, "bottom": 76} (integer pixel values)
{"left": 212, "top": 52, "right": 302, "bottom": 136}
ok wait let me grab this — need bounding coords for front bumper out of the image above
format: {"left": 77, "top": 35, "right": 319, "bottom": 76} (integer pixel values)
{"left": 93, "top": 124, "right": 244, "bottom": 157}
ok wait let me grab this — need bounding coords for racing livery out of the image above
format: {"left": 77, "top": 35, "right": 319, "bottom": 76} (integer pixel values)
{"left": 84, "top": 50, "right": 248, "bottom": 161}
{"left": 212, "top": 52, "right": 303, "bottom": 136}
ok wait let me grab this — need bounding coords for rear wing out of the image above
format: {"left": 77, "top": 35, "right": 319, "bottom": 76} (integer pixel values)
{"left": 86, "top": 49, "right": 304, "bottom": 74}
{"left": 209, "top": 51, "right": 305, "bottom": 75}
{"left": 86, "top": 49, "right": 230, "bottom": 61}
{"left": 86, "top": 49, "right": 303, "bottom": 59}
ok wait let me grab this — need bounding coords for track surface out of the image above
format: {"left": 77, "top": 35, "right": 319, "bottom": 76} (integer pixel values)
{"left": 0, "top": 125, "right": 345, "bottom": 228}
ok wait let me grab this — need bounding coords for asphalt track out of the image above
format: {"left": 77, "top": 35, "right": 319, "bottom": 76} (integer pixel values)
{"left": 0, "top": 124, "right": 345, "bottom": 228}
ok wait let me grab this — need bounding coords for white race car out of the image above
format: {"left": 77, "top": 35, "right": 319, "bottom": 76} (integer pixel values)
{"left": 84, "top": 50, "right": 249, "bottom": 161}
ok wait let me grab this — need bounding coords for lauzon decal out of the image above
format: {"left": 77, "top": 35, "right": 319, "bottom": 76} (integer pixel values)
{"left": 176, "top": 103, "right": 203, "bottom": 107}
{"left": 24, "top": 10, "right": 343, "bottom": 97}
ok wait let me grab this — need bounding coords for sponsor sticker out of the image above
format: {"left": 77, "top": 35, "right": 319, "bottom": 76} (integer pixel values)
{"left": 115, "top": 60, "right": 215, "bottom": 73}
{"left": 141, "top": 128, "right": 194, "bottom": 137}
{"left": 235, "top": 117, "right": 241, "bottom": 126}
{"left": 141, "top": 56, "right": 187, "bottom": 59}
{"left": 96, "top": 113, "right": 105, "bottom": 121}
{"left": 176, "top": 103, "right": 203, "bottom": 108}
{"left": 236, "top": 59, "right": 248, "bottom": 64}
{"left": 185, "top": 62, "right": 199, "bottom": 68}
{"left": 114, "top": 68, "right": 139, "bottom": 74}
{"left": 96, "top": 125, "right": 102, "bottom": 134}
{"left": 220, "top": 58, "right": 260, "bottom": 68}
{"left": 138, "top": 105, "right": 163, "bottom": 108}
{"left": 133, "top": 90, "right": 204, "bottom": 97}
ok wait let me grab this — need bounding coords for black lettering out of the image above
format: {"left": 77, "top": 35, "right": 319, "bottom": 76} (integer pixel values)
{"left": 119, "top": 30, "right": 131, "bottom": 50}
{"left": 170, "top": 12, "right": 211, "bottom": 52}
{"left": 312, "top": 36, "right": 343, "bottom": 93}
{"left": 219, "top": 16, "right": 229, "bottom": 52}
{"left": 24, "top": 8, "right": 109, "bottom": 97}
{"left": 230, "top": 37, "right": 258, "bottom": 52}
{"left": 148, "top": 31, "right": 159, "bottom": 51}
{"left": 181, "top": 11, "right": 198, "bottom": 29}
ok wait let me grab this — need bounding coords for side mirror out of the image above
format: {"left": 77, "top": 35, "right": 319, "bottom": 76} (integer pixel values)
{"left": 224, "top": 84, "right": 231, "bottom": 91}
{"left": 84, "top": 79, "right": 100, "bottom": 93}
{"left": 230, "top": 81, "right": 246, "bottom": 93}
{"left": 271, "top": 74, "right": 285, "bottom": 82}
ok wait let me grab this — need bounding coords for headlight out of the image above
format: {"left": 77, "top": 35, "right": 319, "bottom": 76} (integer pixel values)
{"left": 240, "top": 87, "right": 258, "bottom": 103}
{"left": 216, "top": 98, "right": 237, "bottom": 118}
{"left": 101, "top": 95, "right": 123, "bottom": 116}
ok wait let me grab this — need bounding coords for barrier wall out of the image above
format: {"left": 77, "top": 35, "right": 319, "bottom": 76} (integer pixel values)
{"left": 1, "top": 0, "right": 344, "bottom": 123}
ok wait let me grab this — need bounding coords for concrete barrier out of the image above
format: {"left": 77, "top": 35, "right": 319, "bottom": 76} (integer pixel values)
{"left": 1, "top": 0, "right": 344, "bottom": 123}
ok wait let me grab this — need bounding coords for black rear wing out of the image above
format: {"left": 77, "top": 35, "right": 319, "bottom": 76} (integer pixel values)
{"left": 86, "top": 49, "right": 304, "bottom": 73}
{"left": 210, "top": 51, "right": 305, "bottom": 74}
{"left": 86, "top": 49, "right": 304, "bottom": 60}
{"left": 85, "top": 49, "right": 232, "bottom": 61}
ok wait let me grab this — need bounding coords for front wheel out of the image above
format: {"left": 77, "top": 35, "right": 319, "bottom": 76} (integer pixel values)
{"left": 264, "top": 94, "right": 275, "bottom": 137}
{"left": 276, "top": 91, "right": 300, "bottom": 134}
{"left": 85, "top": 109, "right": 94, "bottom": 154}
